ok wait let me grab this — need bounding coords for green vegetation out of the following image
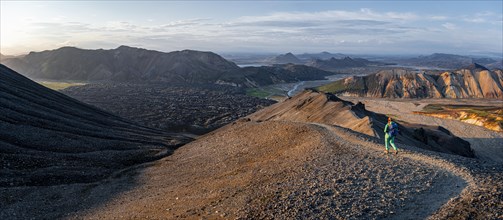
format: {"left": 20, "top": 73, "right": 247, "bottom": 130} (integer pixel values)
{"left": 422, "top": 104, "right": 502, "bottom": 114}
{"left": 467, "top": 109, "right": 490, "bottom": 118}
{"left": 317, "top": 78, "right": 365, "bottom": 94}
{"left": 419, "top": 104, "right": 503, "bottom": 131}
{"left": 317, "top": 80, "right": 347, "bottom": 93}
{"left": 246, "top": 88, "right": 271, "bottom": 99}
{"left": 38, "top": 81, "right": 86, "bottom": 90}
{"left": 421, "top": 104, "right": 445, "bottom": 112}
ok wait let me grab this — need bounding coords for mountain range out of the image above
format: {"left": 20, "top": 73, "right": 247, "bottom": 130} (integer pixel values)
{"left": 1, "top": 46, "right": 239, "bottom": 82}
{"left": 296, "top": 51, "right": 347, "bottom": 60}
{"left": 0, "top": 46, "right": 335, "bottom": 87}
{"left": 395, "top": 53, "right": 503, "bottom": 69}
{"left": 306, "top": 57, "right": 386, "bottom": 71}
{"left": 318, "top": 64, "right": 503, "bottom": 98}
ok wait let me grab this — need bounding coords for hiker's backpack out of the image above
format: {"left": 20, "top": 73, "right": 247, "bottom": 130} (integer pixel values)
{"left": 388, "top": 122, "right": 398, "bottom": 137}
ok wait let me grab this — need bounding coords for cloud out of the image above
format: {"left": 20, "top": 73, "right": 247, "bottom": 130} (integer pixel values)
{"left": 442, "top": 22, "right": 457, "bottom": 30}
{"left": 430, "top": 16, "right": 447, "bottom": 20}
{"left": 464, "top": 18, "right": 486, "bottom": 23}
{"left": 1, "top": 7, "right": 501, "bottom": 55}
{"left": 463, "top": 11, "right": 501, "bottom": 24}
{"left": 232, "top": 8, "right": 417, "bottom": 25}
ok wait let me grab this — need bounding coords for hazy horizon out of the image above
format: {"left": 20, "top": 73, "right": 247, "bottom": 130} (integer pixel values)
{"left": 1, "top": 1, "right": 502, "bottom": 56}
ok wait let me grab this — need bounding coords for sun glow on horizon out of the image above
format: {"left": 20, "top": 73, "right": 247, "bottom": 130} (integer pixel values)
{"left": 1, "top": 1, "right": 502, "bottom": 56}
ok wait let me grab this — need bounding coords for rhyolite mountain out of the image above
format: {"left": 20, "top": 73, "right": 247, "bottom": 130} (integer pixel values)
{"left": 0, "top": 64, "right": 191, "bottom": 187}
{"left": 318, "top": 64, "right": 503, "bottom": 98}
{"left": 1, "top": 46, "right": 240, "bottom": 82}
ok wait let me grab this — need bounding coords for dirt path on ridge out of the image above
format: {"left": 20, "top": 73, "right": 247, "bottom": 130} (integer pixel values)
{"left": 313, "top": 123, "right": 471, "bottom": 219}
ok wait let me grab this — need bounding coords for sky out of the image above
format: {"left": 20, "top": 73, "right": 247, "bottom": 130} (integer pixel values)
{"left": 1, "top": 1, "right": 502, "bottom": 56}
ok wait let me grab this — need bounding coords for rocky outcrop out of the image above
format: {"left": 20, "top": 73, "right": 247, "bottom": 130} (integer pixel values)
{"left": 319, "top": 65, "right": 503, "bottom": 99}
{"left": 0, "top": 64, "right": 191, "bottom": 187}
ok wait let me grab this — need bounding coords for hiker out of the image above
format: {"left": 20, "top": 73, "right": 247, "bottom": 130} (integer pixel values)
{"left": 384, "top": 117, "right": 400, "bottom": 154}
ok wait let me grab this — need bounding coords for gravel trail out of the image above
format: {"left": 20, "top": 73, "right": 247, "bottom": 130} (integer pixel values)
{"left": 3, "top": 120, "right": 499, "bottom": 219}
{"left": 313, "top": 123, "right": 470, "bottom": 219}
{"left": 69, "top": 120, "right": 473, "bottom": 219}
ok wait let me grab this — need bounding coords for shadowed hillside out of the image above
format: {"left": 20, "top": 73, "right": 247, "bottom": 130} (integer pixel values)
{"left": 0, "top": 64, "right": 191, "bottom": 186}
{"left": 318, "top": 65, "right": 503, "bottom": 98}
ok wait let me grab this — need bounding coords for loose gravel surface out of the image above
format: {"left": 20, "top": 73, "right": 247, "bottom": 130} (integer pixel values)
{"left": 2, "top": 96, "right": 502, "bottom": 219}
{"left": 21, "top": 120, "right": 491, "bottom": 220}
{"left": 1, "top": 119, "right": 501, "bottom": 219}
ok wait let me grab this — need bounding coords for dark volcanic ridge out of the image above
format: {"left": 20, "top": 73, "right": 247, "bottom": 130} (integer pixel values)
{"left": 318, "top": 66, "right": 503, "bottom": 98}
{"left": 0, "top": 64, "right": 191, "bottom": 187}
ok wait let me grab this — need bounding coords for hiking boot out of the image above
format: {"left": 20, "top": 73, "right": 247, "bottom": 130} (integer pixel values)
{"left": 384, "top": 150, "right": 389, "bottom": 154}
{"left": 394, "top": 149, "right": 399, "bottom": 155}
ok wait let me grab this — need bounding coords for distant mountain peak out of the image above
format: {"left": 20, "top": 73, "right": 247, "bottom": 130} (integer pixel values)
{"left": 117, "top": 45, "right": 135, "bottom": 49}
{"left": 268, "top": 52, "right": 302, "bottom": 64}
